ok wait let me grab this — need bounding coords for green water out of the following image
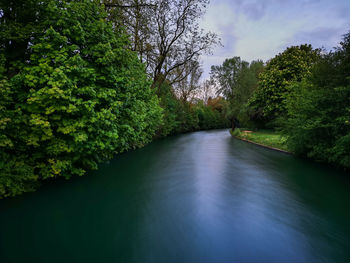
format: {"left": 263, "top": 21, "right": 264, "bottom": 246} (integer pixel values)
{"left": 1, "top": 130, "right": 350, "bottom": 263}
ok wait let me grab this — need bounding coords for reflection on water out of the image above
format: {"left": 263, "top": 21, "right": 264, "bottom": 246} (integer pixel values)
{"left": 0, "top": 130, "right": 349, "bottom": 263}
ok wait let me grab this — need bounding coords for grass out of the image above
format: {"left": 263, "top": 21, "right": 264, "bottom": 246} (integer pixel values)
{"left": 231, "top": 128, "right": 289, "bottom": 152}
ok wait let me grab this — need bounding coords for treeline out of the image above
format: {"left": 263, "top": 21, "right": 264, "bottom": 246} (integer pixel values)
{"left": 0, "top": 0, "right": 229, "bottom": 198}
{"left": 157, "top": 81, "right": 229, "bottom": 136}
{"left": 213, "top": 34, "right": 350, "bottom": 170}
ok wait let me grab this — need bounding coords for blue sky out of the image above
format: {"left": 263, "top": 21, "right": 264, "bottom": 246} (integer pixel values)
{"left": 200, "top": 0, "right": 350, "bottom": 78}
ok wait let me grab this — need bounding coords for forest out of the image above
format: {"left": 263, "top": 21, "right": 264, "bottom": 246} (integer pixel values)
{"left": 0, "top": 0, "right": 349, "bottom": 198}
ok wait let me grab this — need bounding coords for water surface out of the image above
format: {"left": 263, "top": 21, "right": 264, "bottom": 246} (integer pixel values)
{"left": 1, "top": 130, "right": 350, "bottom": 263}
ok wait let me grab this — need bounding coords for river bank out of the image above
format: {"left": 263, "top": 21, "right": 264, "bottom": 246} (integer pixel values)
{"left": 230, "top": 128, "right": 291, "bottom": 154}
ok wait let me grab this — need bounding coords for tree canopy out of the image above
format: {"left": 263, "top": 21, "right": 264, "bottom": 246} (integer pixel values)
{"left": 249, "top": 44, "right": 320, "bottom": 124}
{"left": 282, "top": 32, "right": 350, "bottom": 169}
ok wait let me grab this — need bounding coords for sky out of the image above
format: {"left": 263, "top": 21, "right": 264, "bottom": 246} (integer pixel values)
{"left": 200, "top": 0, "right": 350, "bottom": 79}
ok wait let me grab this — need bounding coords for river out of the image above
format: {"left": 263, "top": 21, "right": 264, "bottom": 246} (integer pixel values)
{"left": 0, "top": 130, "right": 350, "bottom": 263}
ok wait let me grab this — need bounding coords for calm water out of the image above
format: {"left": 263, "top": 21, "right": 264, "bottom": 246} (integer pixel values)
{"left": 1, "top": 130, "right": 350, "bottom": 263}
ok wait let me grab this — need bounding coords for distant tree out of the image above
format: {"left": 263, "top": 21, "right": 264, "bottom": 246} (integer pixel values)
{"left": 210, "top": 57, "right": 264, "bottom": 127}
{"left": 210, "top": 57, "right": 249, "bottom": 100}
{"left": 198, "top": 79, "right": 216, "bottom": 104}
{"left": 207, "top": 96, "right": 227, "bottom": 113}
{"left": 172, "top": 60, "right": 202, "bottom": 103}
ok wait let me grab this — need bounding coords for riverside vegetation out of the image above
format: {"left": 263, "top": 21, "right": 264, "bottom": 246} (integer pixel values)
{"left": 0, "top": 0, "right": 228, "bottom": 198}
{"left": 1, "top": 0, "right": 349, "bottom": 198}
{"left": 212, "top": 38, "right": 350, "bottom": 170}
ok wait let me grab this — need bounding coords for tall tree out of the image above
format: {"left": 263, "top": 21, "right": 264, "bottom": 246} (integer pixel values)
{"left": 105, "top": 0, "right": 219, "bottom": 89}
{"left": 249, "top": 44, "right": 320, "bottom": 123}
{"left": 104, "top": 0, "right": 156, "bottom": 67}
{"left": 199, "top": 79, "right": 216, "bottom": 104}
{"left": 283, "top": 32, "right": 350, "bottom": 169}
{"left": 210, "top": 57, "right": 264, "bottom": 126}
{"left": 210, "top": 57, "right": 249, "bottom": 100}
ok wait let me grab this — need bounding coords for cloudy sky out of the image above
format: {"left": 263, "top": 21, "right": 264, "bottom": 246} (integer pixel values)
{"left": 200, "top": 0, "right": 350, "bottom": 78}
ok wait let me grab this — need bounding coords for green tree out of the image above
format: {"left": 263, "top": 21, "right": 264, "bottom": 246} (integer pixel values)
{"left": 283, "top": 33, "right": 350, "bottom": 169}
{"left": 210, "top": 57, "right": 264, "bottom": 127}
{"left": 210, "top": 57, "right": 249, "bottom": 100}
{"left": 249, "top": 44, "right": 320, "bottom": 125}
{"left": 0, "top": 0, "right": 162, "bottom": 198}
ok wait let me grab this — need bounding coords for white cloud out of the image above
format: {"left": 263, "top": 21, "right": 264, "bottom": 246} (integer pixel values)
{"left": 200, "top": 0, "right": 350, "bottom": 78}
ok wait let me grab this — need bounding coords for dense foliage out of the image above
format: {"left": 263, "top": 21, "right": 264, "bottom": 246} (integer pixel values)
{"left": 0, "top": 0, "right": 229, "bottom": 198}
{"left": 249, "top": 45, "right": 319, "bottom": 125}
{"left": 0, "top": 0, "right": 51, "bottom": 76}
{"left": 283, "top": 33, "right": 350, "bottom": 169}
{"left": 0, "top": 0, "right": 163, "bottom": 198}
